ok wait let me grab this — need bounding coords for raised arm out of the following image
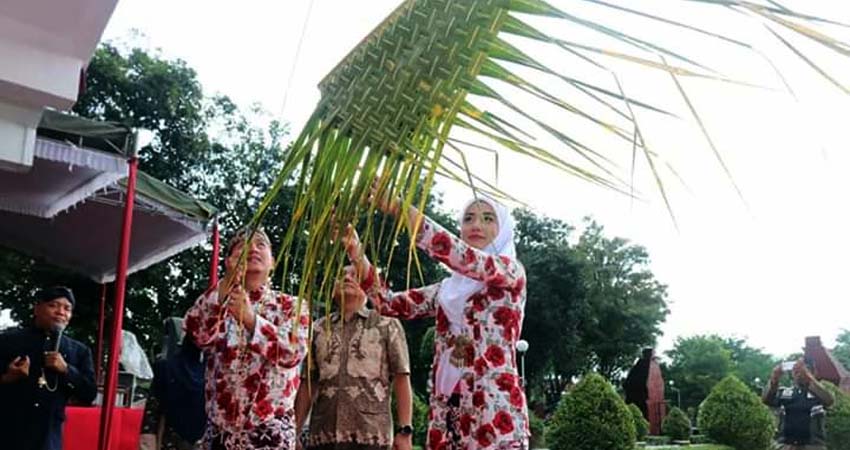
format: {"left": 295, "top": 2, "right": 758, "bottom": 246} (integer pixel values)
{"left": 360, "top": 265, "right": 441, "bottom": 320}
{"left": 342, "top": 224, "right": 440, "bottom": 320}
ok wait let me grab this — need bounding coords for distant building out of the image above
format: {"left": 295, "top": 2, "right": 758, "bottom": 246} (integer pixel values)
{"left": 804, "top": 336, "right": 850, "bottom": 391}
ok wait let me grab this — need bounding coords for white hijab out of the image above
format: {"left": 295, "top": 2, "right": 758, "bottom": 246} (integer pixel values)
{"left": 435, "top": 196, "right": 516, "bottom": 395}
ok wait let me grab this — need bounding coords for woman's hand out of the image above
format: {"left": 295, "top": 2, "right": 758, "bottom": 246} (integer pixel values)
{"left": 369, "top": 179, "right": 424, "bottom": 229}
{"left": 369, "top": 179, "right": 400, "bottom": 216}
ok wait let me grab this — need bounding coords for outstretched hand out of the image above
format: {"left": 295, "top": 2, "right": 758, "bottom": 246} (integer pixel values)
{"left": 342, "top": 224, "right": 371, "bottom": 281}
{"left": 369, "top": 179, "right": 399, "bottom": 216}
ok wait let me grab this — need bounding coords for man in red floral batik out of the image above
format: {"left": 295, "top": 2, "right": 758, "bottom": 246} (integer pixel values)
{"left": 184, "top": 227, "right": 310, "bottom": 450}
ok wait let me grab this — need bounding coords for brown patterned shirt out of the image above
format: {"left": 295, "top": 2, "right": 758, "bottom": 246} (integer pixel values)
{"left": 303, "top": 306, "right": 410, "bottom": 448}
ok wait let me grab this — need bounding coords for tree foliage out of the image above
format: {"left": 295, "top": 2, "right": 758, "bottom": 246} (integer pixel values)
{"left": 823, "top": 382, "right": 850, "bottom": 450}
{"left": 514, "top": 212, "right": 668, "bottom": 411}
{"left": 574, "top": 219, "right": 669, "bottom": 380}
{"left": 832, "top": 329, "right": 850, "bottom": 372}
{"left": 664, "top": 334, "right": 776, "bottom": 411}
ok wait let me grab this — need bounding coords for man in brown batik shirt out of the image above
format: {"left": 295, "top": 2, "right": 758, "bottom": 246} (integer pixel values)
{"left": 295, "top": 265, "right": 413, "bottom": 450}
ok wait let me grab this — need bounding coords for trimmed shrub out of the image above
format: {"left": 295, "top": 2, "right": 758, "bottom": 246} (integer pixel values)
{"left": 662, "top": 407, "right": 691, "bottom": 441}
{"left": 628, "top": 403, "right": 650, "bottom": 441}
{"left": 545, "top": 373, "right": 636, "bottom": 450}
{"left": 823, "top": 382, "right": 850, "bottom": 450}
{"left": 698, "top": 376, "right": 775, "bottom": 450}
{"left": 528, "top": 412, "right": 546, "bottom": 448}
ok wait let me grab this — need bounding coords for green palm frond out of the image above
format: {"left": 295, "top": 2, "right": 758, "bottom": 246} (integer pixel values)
{"left": 242, "top": 0, "right": 849, "bottom": 315}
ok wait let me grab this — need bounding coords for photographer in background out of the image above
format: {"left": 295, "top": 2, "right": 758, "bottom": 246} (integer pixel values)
{"left": 762, "top": 358, "right": 834, "bottom": 450}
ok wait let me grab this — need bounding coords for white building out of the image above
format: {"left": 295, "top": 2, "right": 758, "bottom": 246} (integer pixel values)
{"left": 0, "top": 0, "right": 118, "bottom": 172}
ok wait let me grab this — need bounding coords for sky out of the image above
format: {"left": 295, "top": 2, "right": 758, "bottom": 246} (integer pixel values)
{"left": 96, "top": 0, "right": 850, "bottom": 359}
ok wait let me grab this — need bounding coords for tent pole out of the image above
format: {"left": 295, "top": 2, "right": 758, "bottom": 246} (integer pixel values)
{"left": 95, "top": 283, "right": 107, "bottom": 383}
{"left": 97, "top": 155, "right": 138, "bottom": 450}
{"left": 208, "top": 217, "right": 220, "bottom": 289}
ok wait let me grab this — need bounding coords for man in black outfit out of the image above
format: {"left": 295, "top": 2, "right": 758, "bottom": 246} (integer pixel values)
{"left": 0, "top": 286, "right": 97, "bottom": 450}
{"left": 762, "top": 358, "right": 834, "bottom": 450}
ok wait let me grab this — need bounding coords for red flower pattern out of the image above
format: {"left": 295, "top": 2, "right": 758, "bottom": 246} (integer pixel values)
{"left": 460, "top": 414, "right": 475, "bottom": 436}
{"left": 493, "top": 411, "right": 515, "bottom": 434}
{"left": 475, "top": 424, "right": 496, "bottom": 448}
{"left": 183, "top": 284, "right": 308, "bottom": 444}
{"left": 370, "top": 215, "right": 529, "bottom": 450}
{"left": 484, "top": 345, "right": 506, "bottom": 367}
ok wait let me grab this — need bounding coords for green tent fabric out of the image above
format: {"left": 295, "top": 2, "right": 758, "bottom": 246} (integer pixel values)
{"left": 37, "top": 109, "right": 134, "bottom": 156}
{"left": 124, "top": 172, "right": 217, "bottom": 222}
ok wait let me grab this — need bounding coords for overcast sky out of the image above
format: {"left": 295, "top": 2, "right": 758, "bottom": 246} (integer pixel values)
{"left": 96, "top": 0, "right": 850, "bottom": 359}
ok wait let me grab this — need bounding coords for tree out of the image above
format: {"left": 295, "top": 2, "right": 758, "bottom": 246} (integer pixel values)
{"left": 664, "top": 335, "right": 777, "bottom": 411}
{"left": 574, "top": 219, "right": 669, "bottom": 380}
{"left": 513, "top": 209, "right": 590, "bottom": 408}
{"left": 832, "top": 329, "right": 850, "bottom": 372}
{"left": 664, "top": 335, "right": 732, "bottom": 411}
{"left": 722, "top": 337, "right": 777, "bottom": 391}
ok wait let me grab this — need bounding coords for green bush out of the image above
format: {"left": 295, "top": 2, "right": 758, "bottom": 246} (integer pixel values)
{"left": 528, "top": 412, "right": 546, "bottom": 448}
{"left": 545, "top": 373, "right": 636, "bottom": 450}
{"left": 698, "top": 376, "right": 775, "bottom": 450}
{"left": 662, "top": 407, "right": 692, "bottom": 441}
{"left": 412, "top": 392, "right": 429, "bottom": 447}
{"left": 628, "top": 403, "right": 650, "bottom": 441}
{"left": 823, "top": 382, "right": 850, "bottom": 450}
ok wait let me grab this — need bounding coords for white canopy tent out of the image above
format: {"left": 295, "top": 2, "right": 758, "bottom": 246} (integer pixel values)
{"left": 0, "top": 110, "right": 217, "bottom": 282}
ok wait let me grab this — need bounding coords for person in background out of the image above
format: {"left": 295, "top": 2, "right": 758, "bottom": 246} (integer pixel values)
{"left": 763, "top": 358, "right": 834, "bottom": 450}
{"left": 139, "top": 317, "right": 206, "bottom": 450}
{"left": 294, "top": 265, "right": 412, "bottom": 450}
{"left": 0, "top": 286, "right": 96, "bottom": 450}
{"left": 183, "top": 227, "right": 310, "bottom": 450}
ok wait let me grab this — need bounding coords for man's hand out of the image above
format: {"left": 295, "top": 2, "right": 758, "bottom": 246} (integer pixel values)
{"left": 3, "top": 356, "right": 30, "bottom": 383}
{"left": 44, "top": 351, "right": 68, "bottom": 374}
{"left": 393, "top": 433, "right": 412, "bottom": 450}
{"left": 226, "top": 284, "right": 256, "bottom": 330}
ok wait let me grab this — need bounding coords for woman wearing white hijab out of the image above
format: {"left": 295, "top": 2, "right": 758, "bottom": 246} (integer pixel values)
{"left": 345, "top": 193, "right": 529, "bottom": 450}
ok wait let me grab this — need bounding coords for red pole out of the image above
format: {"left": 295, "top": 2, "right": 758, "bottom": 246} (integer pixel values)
{"left": 208, "top": 218, "right": 220, "bottom": 289}
{"left": 95, "top": 283, "right": 107, "bottom": 383}
{"left": 97, "top": 156, "right": 138, "bottom": 450}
